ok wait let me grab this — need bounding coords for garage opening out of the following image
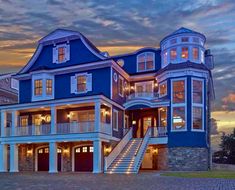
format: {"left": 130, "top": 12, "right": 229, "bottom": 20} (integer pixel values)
{"left": 74, "top": 145, "right": 93, "bottom": 172}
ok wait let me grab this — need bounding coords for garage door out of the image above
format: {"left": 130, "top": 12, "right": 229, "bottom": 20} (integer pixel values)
{"left": 37, "top": 147, "right": 62, "bottom": 171}
{"left": 74, "top": 146, "right": 93, "bottom": 172}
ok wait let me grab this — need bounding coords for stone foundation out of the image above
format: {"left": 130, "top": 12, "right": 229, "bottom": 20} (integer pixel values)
{"left": 168, "top": 147, "right": 209, "bottom": 171}
{"left": 157, "top": 147, "right": 168, "bottom": 170}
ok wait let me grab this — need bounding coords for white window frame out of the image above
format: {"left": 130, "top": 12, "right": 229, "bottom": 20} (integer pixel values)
{"left": 113, "top": 109, "right": 118, "bottom": 131}
{"left": 159, "top": 81, "right": 167, "bottom": 98}
{"left": 137, "top": 52, "right": 155, "bottom": 72}
{"left": 32, "top": 73, "right": 54, "bottom": 102}
{"left": 53, "top": 43, "right": 70, "bottom": 64}
{"left": 171, "top": 78, "right": 187, "bottom": 132}
{"left": 118, "top": 75, "right": 124, "bottom": 97}
{"left": 71, "top": 73, "right": 92, "bottom": 94}
{"left": 191, "top": 77, "right": 204, "bottom": 132}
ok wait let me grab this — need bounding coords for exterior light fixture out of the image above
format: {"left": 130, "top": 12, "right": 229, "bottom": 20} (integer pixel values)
{"left": 27, "top": 148, "right": 33, "bottom": 156}
{"left": 132, "top": 120, "right": 136, "bottom": 125}
{"left": 153, "top": 148, "right": 158, "bottom": 155}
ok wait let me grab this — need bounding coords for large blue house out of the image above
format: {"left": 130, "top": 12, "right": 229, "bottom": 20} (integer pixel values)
{"left": 0, "top": 27, "right": 214, "bottom": 173}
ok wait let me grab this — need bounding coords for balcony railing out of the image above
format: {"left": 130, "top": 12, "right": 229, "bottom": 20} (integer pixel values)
{"left": 4, "top": 122, "right": 112, "bottom": 137}
{"left": 151, "top": 127, "right": 167, "bottom": 137}
{"left": 127, "top": 92, "right": 159, "bottom": 100}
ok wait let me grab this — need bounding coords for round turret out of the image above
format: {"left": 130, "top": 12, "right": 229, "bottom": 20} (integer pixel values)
{"left": 160, "top": 27, "right": 206, "bottom": 68}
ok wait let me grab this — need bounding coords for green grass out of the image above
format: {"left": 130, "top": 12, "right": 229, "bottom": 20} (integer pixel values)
{"left": 161, "top": 171, "right": 235, "bottom": 179}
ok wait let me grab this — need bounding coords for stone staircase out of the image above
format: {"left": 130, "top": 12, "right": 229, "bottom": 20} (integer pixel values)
{"left": 105, "top": 138, "right": 142, "bottom": 174}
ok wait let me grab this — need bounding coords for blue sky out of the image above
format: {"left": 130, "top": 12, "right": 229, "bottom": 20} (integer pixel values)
{"left": 0, "top": 0, "right": 235, "bottom": 112}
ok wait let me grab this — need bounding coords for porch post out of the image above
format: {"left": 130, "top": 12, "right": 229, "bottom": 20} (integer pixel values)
{"left": 1, "top": 111, "right": 6, "bottom": 137}
{"left": 95, "top": 101, "right": 101, "bottom": 132}
{"left": 51, "top": 106, "right": 57, "bottom": 134}
{"left": 10, "top": 144, "right": 19, "bottom": 172}
{"left": 11, "top": 110, "right": 18, "bottom": 136}
{"left": 93, "top": 140, "right": 102, "bottom": 173}
{"left": 49, "top": 142, "right": 58, "bottom": 173}
{"left": 0, "top": 144, "right": 8, "bottom": 172}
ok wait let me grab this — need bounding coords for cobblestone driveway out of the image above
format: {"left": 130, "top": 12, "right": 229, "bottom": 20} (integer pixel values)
{"left": 0, "top": 172, "right": 235, "bottom": 190}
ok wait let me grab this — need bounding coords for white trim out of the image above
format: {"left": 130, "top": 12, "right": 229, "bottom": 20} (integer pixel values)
{"left": 136, "top": 52, "right": 155, "bottom": 72}
{"left": 124, "top": 99, "right": 170, "bottom": 109}
{"left": 113, "top": 109, "right": 118, "bottom": 131}
{"left": 110, "top": 67, "right": 113, "bottom": 99}
{"left": 191, "top": 77, "right": 205, "bottom": 132}
{"left": 118, "top": 75, "right": 124, "bottom": 97}
{"left": 158, "top": 80, "right": 167, "bottom": 98}
{"left": 171, "top": 77, "right": 187, "bottom": 132}
{"left": 74, "top": 72, "right": 89, "bottom": 94}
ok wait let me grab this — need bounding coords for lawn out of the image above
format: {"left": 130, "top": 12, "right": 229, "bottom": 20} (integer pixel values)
{"left": 161, "top": 171, "right": 235, "bottom": 179}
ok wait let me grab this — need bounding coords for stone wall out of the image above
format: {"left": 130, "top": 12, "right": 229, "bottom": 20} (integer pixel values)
{"left": 168, "top": 147, "right": 209, "bottom": 171}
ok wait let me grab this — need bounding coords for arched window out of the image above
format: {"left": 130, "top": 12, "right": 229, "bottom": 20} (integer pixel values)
{"left": 137, "top": 52, "right": 155, "bottom": 72}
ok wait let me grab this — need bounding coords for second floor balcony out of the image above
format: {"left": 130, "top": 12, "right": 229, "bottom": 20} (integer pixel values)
{"left": 127, "top": 92, "right": 159, "bottom": 100}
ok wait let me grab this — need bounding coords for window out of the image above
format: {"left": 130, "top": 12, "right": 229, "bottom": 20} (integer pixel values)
{"left": 201, "top": 50, "right": 204, "bottom": 63}
{"left": 58, "top": 47, "right": 65, "bottom": 62}
{"left": 38, "top": 149, "right": 43, "bottom": 154}
{"left": 173, "top": 107, "right": 186, "bottom": 130}
{"left": 135, "top": 81, "right": 153, "bottom": 97}
{"left": 193, "top": 37, "right": 199, "bottom": 43}
{"left": 193, "top": 47, "right": 199, "bottom": 60}
{"left": 118, "top": 76, "right": 124, "bottom": 97}
{"left": 34, "top": 79, "right": 42, "bottom": 96}
{"left": 113, "top": 109, "right": 118, "bottom": 131}
{"left": 77, "top": 75, "right": 87, "bottom": 93}
{"left": 82, "top": 147, "right": 87, "bottom": 152}
{"left": 170, "top": 38, "right": 177, "bottom": 44}
{"left": 159, "top": 81, "right": 167, "bottom": 97}
{"left": 89, "top": 146, "right": 94, "bottom": 152}
{"left": 192, "top": 78, "right": 204, "bottom": 131}
{"left": 181, "top": 47, "right": 188, "bottom": 59}
{"left": 137, "top": 52, "right": 155, "bottom": 72}
{"left": 170, "top": 48, "right": 177, "bottom": 61}
{"left": 75, "top": 148, "right": 80, "bottom": 153}
{"left": 158, "top": 108, "right": 167, "bottom": 127}
{"left": 163, "top": 51, "right": 168, "bottom": 66}
{"left": 173, "top": 80, "right": 185, "bottom": 103}
{"left": 181, "top": 37, "right": 189, "bottom": 42}
{"left": 46, "top": 79, "right": 52, "bottom": 95}
{"left": 45, "top": 148, "right": 49, "bottom": 153}
{"left": 57, "top": 149, "right": 62, "bottom": 153}
{"left": 20, "top": 116, "right": 28, "bottom": 127}
{"left": 171, "top": 78, "right": 187, "bottom": 131}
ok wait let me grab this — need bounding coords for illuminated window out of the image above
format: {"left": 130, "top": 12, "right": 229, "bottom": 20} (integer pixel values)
{"left": 89, "top": 146, "right": 94, "bottom": 152}
{"left": 20, "top": 116, "right": 28, "bottom": 127}
{"left": 38, "top": 149, "right": 43, "bottom": 154}
{"left": 170, "top": 48, "right": 177, "bottom": 61}
{"left": 82, "top": 147, "right": 87, "bottom": 152}
{"left": 193, "top": 80, "right": 203, "bottom": 104}
{"left": 137, "top": 52, "right": 155, "bottom": 72}
{"left": 159, "top": 81, "right": 167, "bottom": 97}
{"left": 181, "top": 47, "right": 188, "bottom": 59}
{"left": 46, "top": 79, "right": 52, "bottom": 95}
{"left": 75, "top": 148, "right": 80, "bottom": 153}
{"left": 173, "top": 80, "right": 185, "bottom": 103}
{"left": 58, "top": 47, "right": 65, "bottom": 63}
{"left": 118, "top": 76, "right": 124, "bottom": 97}
{"left": 193, "top": 47, "right": 199, "bottom": 60}
{"left": 193, "top": 107, "right": 203, "bottom": 130}
{"left": 45, "top": 148, "right": 49, "bottom": 153}
{"left": 57, "top": 149, "right": 62, "bottom": 153}
{"left": 173, "top": 107, "right": 186, "bottom": 130}
{"left": 34, "top": 79, "right": 42, "bottom": 96}
{"left": 181, "top": 37, "right": 189, "bottom": 42}
{"left": 77, "top": 75, "right": 87, "bottom": 92}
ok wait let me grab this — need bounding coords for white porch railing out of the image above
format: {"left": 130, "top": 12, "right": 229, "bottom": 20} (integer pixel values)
{"left": 100, "top": 122, "right": 112, "bottom": 135}
{"left": 104, "top": 127, "right": 133, "bottom": 171}
{"left": 127, "top": 92, "right": 158, "bottom": 100}
{"left": 34, "top": 125, "right": 51, "bottom": 135}
{"left": 134, "top": 127, "right": 151, "bottom": 171}
{"left": 56, "top": 122, "right": 95, "bottom": 134}
{"left": 152, "top": 127, "right": 167, "bottom": 137}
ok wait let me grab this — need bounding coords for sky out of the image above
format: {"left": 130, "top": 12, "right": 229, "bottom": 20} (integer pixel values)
{"left": 0, "top": 0, "right": 235, "bottom": 134}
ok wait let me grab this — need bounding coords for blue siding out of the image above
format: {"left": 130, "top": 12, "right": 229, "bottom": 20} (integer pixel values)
{"left": 19, "top": 80, "right": 31, "bottom": 103}
{"left": 167, "top": 76, "right": 207, "bottom": 148}
{"left": 28, "top": 39, "right": 102, "bottom": 73}
{"left": 55, "top": 67, "right": 111, "bottom": 100}
{"left": 113, "top": 49, "right": 161, "bottom": 75}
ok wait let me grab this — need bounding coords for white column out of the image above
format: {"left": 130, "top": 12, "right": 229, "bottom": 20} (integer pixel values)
{"left": 95, "top": 101, "right": 101, "bottom": 132}
{"left": 49, "top": 142, "right": 58, "bottom": 173}
{"left": 0, "top": 144, "right": 8, "bottom": 172}
{"left": 10, "top": 144, "right": 18, "bottom": 172}
{"left": 51, "top": 106, "right": 57, "bottom": 134}
{"left": 1, "top": 111, "right": 6, "bottom": 137}
{"left": 11, "top": 110, "right": 18, "bottom": 136}
{"left": 93, "top": 140, "right": 102, "bottom": 173}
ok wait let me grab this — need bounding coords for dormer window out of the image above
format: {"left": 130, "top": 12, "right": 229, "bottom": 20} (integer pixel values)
{"left": 137, "top": 52, "right": 155, "bottom": 72}
{"left": 53, "top": 43, "right": 70, "bottom": 64}
{"left": 181, "top": 47, "right": 188, "bottom": 59}
{"left": 181, "top": 37, "right": 189, "bottom": 42}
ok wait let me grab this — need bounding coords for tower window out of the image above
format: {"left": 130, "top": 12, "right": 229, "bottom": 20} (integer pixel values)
{"left": 181, "top": 47, "right": 188, "bottom": 59}
{"left": 181, "top": 37, "right": 189, "bottom": 42}
{"left": 193, "top": 47, "right": 199, "bottom": 60}
{"left": 170, "top": 48, "right": 177, "bottom": 61}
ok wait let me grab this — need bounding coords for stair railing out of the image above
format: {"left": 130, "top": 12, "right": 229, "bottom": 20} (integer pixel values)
{"left": 134, "top": 127, "right": 151, "bottom": 172}
{"left": 104, "top": 127, "right": 133, "bottom": 171}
